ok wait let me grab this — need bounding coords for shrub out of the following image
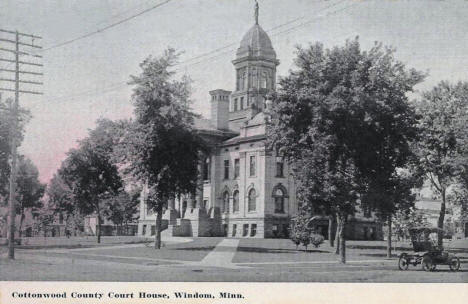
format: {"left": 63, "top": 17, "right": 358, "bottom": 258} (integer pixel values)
{"left": 310, "top": 233, "right": 324, "bottom": 248}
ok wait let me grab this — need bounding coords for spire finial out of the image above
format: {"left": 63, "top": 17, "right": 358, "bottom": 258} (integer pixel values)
{"left": 254, "top": 0, "right": 259, "bottom": 25}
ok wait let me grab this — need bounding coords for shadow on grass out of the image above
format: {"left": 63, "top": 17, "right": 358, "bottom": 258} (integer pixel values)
{"left": 173, "top": 246, "right": 216, "bottom": 252}
{"left": 237, "top": 246, "right": 329, "bottom": 254}
{"left": 359, "top": 253, "right": 399, "bottom": 258}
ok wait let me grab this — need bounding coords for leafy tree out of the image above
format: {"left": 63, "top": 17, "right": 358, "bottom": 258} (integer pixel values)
{"left": 32, "top": 208, "right": 55, "bottom": 237}
{"left": 290, "top": 210, "right": 311, "bottom": 250}
{"left": 59, "top": 119, "right": 123, "bottom": 243}
{"left": 47, "top": 173, "right": 75, "bottom": 215}
{"left": 267, "top": 38, "right": 424, "bottom": 263}
{"left": 393, "top": 207, "right": 428, "bottom": 241}
{"left": 0, "top": 97, "right": 30, "bottom": 202}
{"left": 15, "top": 156, "right": 46, "bottom": 236}
{"left": 102, "top": 189, "right": 140, "bottom": 233}
{"left": 0, "top": 97, "right": 10, "bottom": 201}
{"left": 116, "top": 49, "right": 207, "bottom": 249}
{"left": 413, "top": 81, "right": 468, "bottom": 247}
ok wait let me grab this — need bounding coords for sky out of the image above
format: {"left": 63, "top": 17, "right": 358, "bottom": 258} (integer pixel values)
{"left": 0, "top": 0, "right": 467, "bottom": 184}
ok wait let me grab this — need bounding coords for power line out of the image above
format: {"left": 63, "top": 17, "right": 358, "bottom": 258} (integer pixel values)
{"left": 38, "top": 0, "right": 354, "bottom": 105}
{"left": 0, "top": 29, "right": 43, "bottom": 260}
{"left": 43, "top": 0, "right": 172, "bottom": 51}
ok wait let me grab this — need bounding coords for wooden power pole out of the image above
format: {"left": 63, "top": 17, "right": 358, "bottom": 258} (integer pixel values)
{"left": 0, "top": 29, "right": 43, "bottom": 259}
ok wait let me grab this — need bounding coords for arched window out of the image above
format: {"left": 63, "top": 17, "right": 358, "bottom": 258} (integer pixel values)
{"left": 233, "top": 190, "right": 239, "bottom": 213}
{"left": 223, "top": 191, "right": 230, "bottom": 213}
{"left": 274, "top": 188, "right": 285, "bottom": 213}
{"left": 248, "top": 188, "right": 256, "bottom": 212}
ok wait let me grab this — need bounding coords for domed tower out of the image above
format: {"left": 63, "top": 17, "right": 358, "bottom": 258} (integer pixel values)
{"left": 228, "top": 1, "right": 279, "bottom": 131}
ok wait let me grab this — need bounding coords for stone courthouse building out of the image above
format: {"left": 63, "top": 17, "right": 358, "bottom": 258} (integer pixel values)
{"left": 138, "top": 4, "right": 383, "bottom": 240}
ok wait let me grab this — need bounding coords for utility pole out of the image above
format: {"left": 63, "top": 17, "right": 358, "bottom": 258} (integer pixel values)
{"left": 0, "top": 29, "right": 43, "bottom": 259}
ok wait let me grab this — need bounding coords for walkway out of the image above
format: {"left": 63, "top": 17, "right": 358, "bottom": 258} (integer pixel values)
{"left": 192, "top": 238, "right": 242, "bottom": 269}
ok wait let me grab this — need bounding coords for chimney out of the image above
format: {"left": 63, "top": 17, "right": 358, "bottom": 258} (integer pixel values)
{"left": 209, "top": 89, "right": 231, "bottom": 130}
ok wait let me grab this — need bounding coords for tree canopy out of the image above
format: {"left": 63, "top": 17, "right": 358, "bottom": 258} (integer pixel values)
{"left": 115, "top": 48, "right": 208, "bottom": 248}
{"left": 267, "top": 38, "right": 424, "bottom": 262}
{"left": 59, "top": 119, "right": 124, "bottom": 242}
{"left": 413, "top": 81, "right": 468, "bottom": 246}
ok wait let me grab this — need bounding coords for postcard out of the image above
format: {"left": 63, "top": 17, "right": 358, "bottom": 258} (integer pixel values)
{"left": 0, "top": 1, "right": 467, "bottom": 303}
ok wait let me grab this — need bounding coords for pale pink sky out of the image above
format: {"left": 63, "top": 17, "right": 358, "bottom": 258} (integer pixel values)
{"left": 1, "top": 0, "right": 467, "bottom": 183}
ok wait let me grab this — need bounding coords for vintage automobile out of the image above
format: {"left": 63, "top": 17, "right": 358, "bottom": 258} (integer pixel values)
{"left": 398, "top": 227, "right": 461, "bottom": 271}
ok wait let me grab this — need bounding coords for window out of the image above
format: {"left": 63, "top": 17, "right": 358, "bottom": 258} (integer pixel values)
{"left": 151, "top": 225, "right": 156, "bottom": 236}
{"left": 248, "top": 188, "right": 256, "bottom": 212}
{"left": 224, "top": 160, "right": 229, "bottom": 179}
{"left": 240, "top": 97, "right": 244, "bottom": 110}
{"left": 203, "top": 157, "right": 210, "bottom": 181}
{"left": 276, "top": 161, "right": 284, "bottom": 177}
{"left": 234, "top": 158, "right": 240, "bottom": 178}
{"left": 274, "top": 188, "right": 285, "bottom": 213}
{"left": 203, "top": 200, "right": 208, "bottom": 209}
{"left": 252, "top": 68, "right": 257, "bottom": 88}
{"left": 233, "top": 190, "right": 239, "bottom": 213}
{"left": 282, "top": 224, "right": 289, "bottom": 238}
{"left": 232, "top": 224, "right": 237, "bottom": 237}
{"left": 260, "top": 71, "right": 267, "bottom": 88}
{"left": 272, "top": 224, "right": 279, "bottom": 237}
{"left": 182, "top": 201, "right": 187, "bottom": 218}
{"left": 242, "top": 224, "right": 249, "bottom": 237}
{"left": 234, "top": 98, "right": 239, "bottom": 111}
{"left": 142, "top": 225, "right": 147, "bottom": 235}
{"left": 250, "top": 224, "right": 257, "bottom": 237}
{"left": 249, "top": 155, "right": 256, "bottom": 176}
{"left": 223, "top": 191, "right": 230, "bottom": 213}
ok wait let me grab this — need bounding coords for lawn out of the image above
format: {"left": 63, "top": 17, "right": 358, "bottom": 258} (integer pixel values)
{"left": 44, "top": 237, "right": 224, "bottom": 262}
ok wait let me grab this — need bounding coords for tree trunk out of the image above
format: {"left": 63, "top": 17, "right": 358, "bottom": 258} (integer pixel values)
{"left": 328, "top": 215, "right": 334, "bottom": 247}
{"left": 338, "top": 213, "right": 346, "bottom": 264}
{"left": 437, "top": 188, "right": 446, "bottom": 249}
{"left": 335, "top": 215, "right": 341, "bottom": 255}
{"left": 97, "top": 215, "right": 102, "bottom": 244}
{"left": 18, "top": 209, "right": 25, "bottom": 238}
{"left": 386, "top": 215, "right": 392, "bottom": 259}
{"left": 154, "top": 206, "right": 163, "bottom": 249}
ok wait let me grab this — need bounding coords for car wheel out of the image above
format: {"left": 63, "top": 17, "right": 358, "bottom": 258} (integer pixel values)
{"left": 398, "top": 255, "right": 409, "bottom": 270}
{"left": 422, "top": 256, "right": 433, "bottom": 272}
{"left": 449, "top": 257, "right": 460, "bottom": 271}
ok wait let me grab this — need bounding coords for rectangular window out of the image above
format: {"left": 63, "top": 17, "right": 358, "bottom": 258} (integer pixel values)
{"left": 151, "top": 225, "right": 156, "bottom": 236}
{"left": 250, "top": 224, "right": 257, "bottom": 237}
{"left": 203, "top": 158, "right": 210, "bottom": 181}
{"left": 242, "top": 224, "right": 249, "bottom": 237}
{"left": 240, "top": 97, "right": 244, "bottom": 110}
{"left": 203, "top": 200, "right": 208, "bottom": 209}
{"left": 224, "top": 160, "right": 230, "bottom": 179}
{"left": 234, "top": 158, "right": 240, "bottom": 178}
{"left": 232, "top": 224, "right": 237, "bottom": 237}
{"left": 272, "top": 224, "right": 279, "bottom": 237}
{"left": 276, "top": 161, "right": 284, "bottom": 177}
{"left": 249, "top": 155, "right": 256, "bottom": 176}
{"left": 142, "top": 225, "right": 147, "bottom": 235}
